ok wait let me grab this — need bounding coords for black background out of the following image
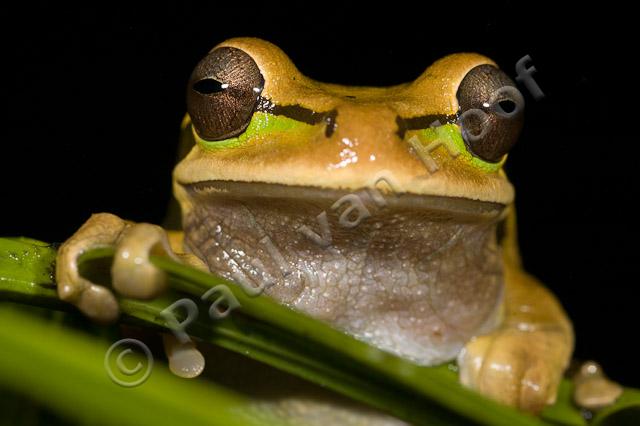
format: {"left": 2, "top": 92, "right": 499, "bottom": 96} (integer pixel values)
{"left": 4, "top": 2, "right": 638, "bottom": 386}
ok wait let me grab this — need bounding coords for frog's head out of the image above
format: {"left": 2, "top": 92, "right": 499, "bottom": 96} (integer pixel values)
{"left": 174, "top": 37, "right": 522, "bottom": 209}
{"left": 173, "top": 38, "right": 524, "bottom": 365}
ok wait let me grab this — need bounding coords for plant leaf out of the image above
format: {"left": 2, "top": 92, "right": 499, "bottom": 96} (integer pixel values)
{"left": 0, "top": 305, "right": 286, "bottom": 426}
{"left": 1, "top": 237, "right": 639, "bottom": 426}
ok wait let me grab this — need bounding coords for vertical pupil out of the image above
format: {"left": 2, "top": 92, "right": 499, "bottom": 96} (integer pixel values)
{"left": 193, "top": 78, "right": 226, "bottom": 95}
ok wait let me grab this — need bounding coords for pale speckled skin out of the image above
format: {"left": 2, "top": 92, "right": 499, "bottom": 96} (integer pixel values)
{"left": 183, "top": 185, "right": 504, "bottom": 366}
{"left": 56, "top": 38, "right": 574, "bottom": 422}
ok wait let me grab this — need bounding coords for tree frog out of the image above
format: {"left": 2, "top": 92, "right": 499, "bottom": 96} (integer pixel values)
{"left": 55, "top": 38, "right": 575, "bottom": 421}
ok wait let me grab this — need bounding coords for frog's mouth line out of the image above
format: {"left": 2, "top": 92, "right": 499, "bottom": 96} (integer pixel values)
{"left": 181, "top": 180, "right": 506, "bottom": 222}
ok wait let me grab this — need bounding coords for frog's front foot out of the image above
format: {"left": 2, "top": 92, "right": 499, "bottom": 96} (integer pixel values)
{"left": 458, "top": 327, "right": 570, "bottom": 413}
{"left": 56, "top": 213, "right": 177, "bottom": 322}
{"left": 56, "top": 213, "right": 207, "bottom": 378}
{"left": 456, "top": 264, "right": 574, "bottom": 414}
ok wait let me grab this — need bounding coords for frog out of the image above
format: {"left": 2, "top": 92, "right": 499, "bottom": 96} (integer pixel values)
{"left": 55, "top": 37, "right": 575, "bottom": 421}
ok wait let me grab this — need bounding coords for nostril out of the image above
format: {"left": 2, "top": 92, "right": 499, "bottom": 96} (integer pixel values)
{"left": 193, "top": 78, "right": 227, "bottom": 95}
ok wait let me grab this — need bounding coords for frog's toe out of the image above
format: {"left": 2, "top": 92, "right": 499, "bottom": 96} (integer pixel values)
{"left": 111, "top": 223, "right": 176, "bottom": 299}
{"left": 162, "top": 334, "right": 205, "bottom": 378}
{"left": 56, "top": 213, "right": 127, "bottom": 322}
{"left": 458, "top": 328, "right": 565, "bottom": 414}
{"left": 75, "top": 283, "right": 120, "bottom": 323}
{"left": 58, "top": 272, "right": 119, "bottom": 323}
{"left": 573, "top": 361, "right": 623, "bottom": 410}
{"left": 519, "top": 357, "right": 559, "bottom": 411}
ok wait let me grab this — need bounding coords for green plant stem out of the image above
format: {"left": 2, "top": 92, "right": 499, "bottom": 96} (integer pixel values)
{"left": 1, "top": 237, "right": 638, "bottom": 426}
{"left": 0, "top": 306, "right": 287, "bottom": 426}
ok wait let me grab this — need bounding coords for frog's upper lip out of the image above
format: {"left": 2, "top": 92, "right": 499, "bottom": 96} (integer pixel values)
{"left": 180, "top": 180, "right": 505, "bottom": 221}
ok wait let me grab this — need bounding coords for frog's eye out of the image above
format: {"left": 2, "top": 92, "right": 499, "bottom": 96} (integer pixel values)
{"left": 456, "top": 65, "right": 524, "bottom": 163}
{"left": 187, "top": 47, "right": 264, "bottom": 141}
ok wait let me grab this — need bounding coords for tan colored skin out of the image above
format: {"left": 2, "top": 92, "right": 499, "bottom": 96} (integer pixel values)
{"left": 56, "top": 38, "right": 574, "bottom": 419}
{"left": 572, "top": 361, "right": 623, "bottom": 410}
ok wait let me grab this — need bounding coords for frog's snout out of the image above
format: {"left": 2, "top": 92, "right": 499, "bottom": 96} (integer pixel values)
{"left": 329, "top": 103, "right": 405, "bottom": 148}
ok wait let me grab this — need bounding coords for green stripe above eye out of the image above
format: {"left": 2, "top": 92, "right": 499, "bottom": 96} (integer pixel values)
{"left": 192, "top": 112, "right": 316, "bottom": 150}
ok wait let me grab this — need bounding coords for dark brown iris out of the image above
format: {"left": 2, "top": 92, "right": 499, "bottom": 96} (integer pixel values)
{"left": 456, "top": 64, "right": 524, "bottom": 163}
{"left": 187, "top": 47, "right": 264, "bottom": 141}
